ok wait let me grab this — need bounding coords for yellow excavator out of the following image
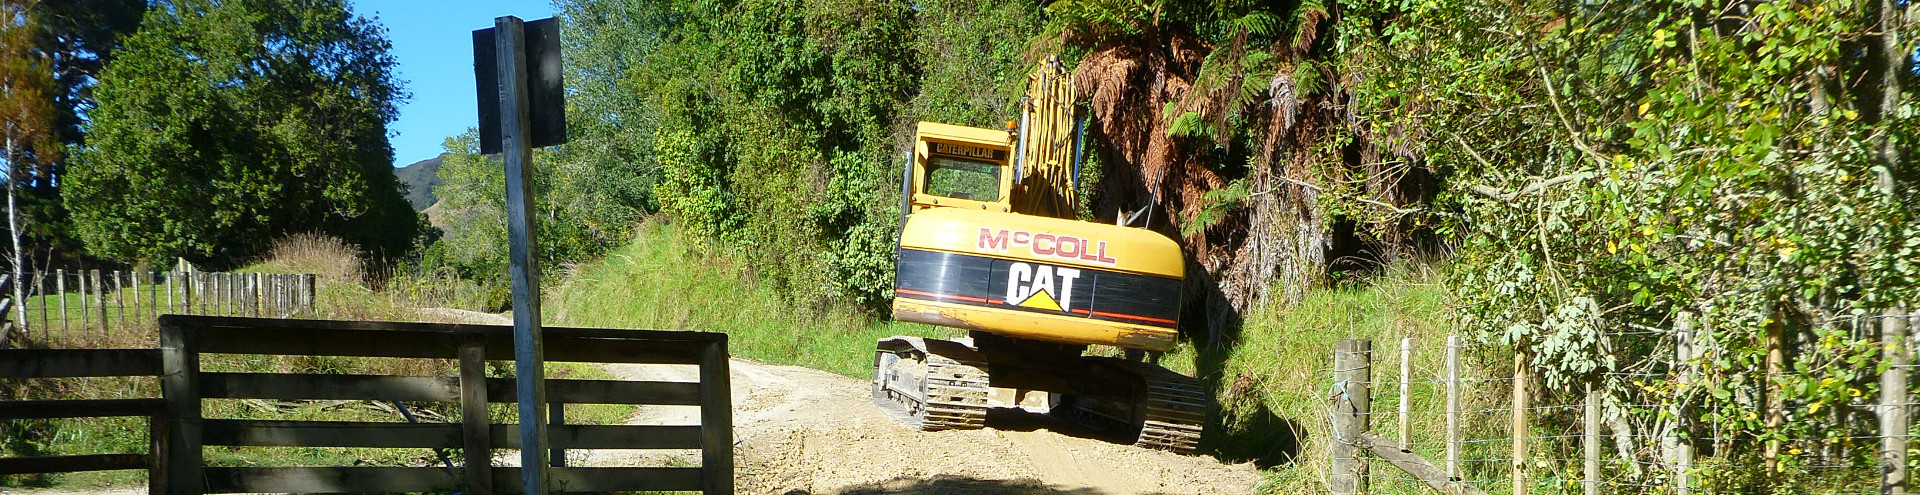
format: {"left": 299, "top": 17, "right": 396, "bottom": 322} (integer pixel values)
{"left": 873, "top": 57, "right": 1205, "bottom": 454}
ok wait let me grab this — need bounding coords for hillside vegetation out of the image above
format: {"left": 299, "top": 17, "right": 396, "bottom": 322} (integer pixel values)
{"left": 551, "top": 221, "right": 950, "bottom": 377}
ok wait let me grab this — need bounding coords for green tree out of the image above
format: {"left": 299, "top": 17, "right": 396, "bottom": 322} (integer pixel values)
{"left": 27, "top": 0, "right": 144, "bottom": 262}
{"left": 427, "top": 127, "right": 640, "bottom": 308}
{"left": 67, "top": 0, "right": 420, "bottom": 266}
{"left": 0, "top": 0, "right": 59, "bottom": 343}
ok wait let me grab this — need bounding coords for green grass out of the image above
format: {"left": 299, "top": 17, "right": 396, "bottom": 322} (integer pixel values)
{"left": 1155, "top": 263, "right": 1518, "bottom": 495}
{"left": 550, "top": 221, "right": 950, "bottom": 378}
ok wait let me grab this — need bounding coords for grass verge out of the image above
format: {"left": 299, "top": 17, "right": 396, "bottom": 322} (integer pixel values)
{"left": 550, "top": 221, "right": 949, "bottom": 378}
{"left": 1159, "top": 263, "right": 1520, "bottom": 495}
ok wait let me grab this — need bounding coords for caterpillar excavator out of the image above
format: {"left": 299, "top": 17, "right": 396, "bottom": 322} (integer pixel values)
{"left": 873, "top": 57, "right": 1206, "bottom": 454}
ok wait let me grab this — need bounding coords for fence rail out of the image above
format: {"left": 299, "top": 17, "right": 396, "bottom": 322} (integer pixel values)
{"left": 159, "top": 314, "right": 733, "bottom": 495}
{"left": 1, "top": 314, "right": 735, "bottom": 495}
{"left": 0, "top": 347, "right": 168, "bottom": 491}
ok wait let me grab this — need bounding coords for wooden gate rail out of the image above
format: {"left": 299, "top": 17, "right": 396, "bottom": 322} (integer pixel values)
{"left": 158, "top": 314, "right": 732, "bottom": 495}
{"left": 0, "top": 348, "right": 169, "bottom": 492}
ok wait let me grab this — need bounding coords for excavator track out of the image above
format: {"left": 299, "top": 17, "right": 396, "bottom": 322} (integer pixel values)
{"left": 1048, "top": 358, "right": 1208, "bottom": 455}
{"left": 872, "top": 337, "right": 990, "bottom": 431}
{"left": 1131, "top": 363, "right": 1206, "bottom": 454}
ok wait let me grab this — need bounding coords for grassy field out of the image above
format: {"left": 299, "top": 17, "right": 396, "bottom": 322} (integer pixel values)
{"left": 549, "top": 221, "right": 951, "bottom": 378}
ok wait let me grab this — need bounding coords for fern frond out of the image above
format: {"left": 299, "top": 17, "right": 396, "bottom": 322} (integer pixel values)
{"left": 1168, "top": 111, "right": 1209, "bottom": 138}
{"left": 1233, "top": 12, "right": 1279, "bottom": 38}
{"left": 1290, "top": 0, "right": 1328, "bottom": 52}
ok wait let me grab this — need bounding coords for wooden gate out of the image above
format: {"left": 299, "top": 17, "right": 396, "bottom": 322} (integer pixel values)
{"left": 0, "top": 347, "right": 168, "bottom": 491}
{"left": 2, "top": 314, "right": 733, "bottom": 494}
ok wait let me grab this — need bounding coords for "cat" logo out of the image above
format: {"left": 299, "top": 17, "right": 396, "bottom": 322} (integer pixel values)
{"left": 1005, "top": 262, "right": 1081, "bottom": 313}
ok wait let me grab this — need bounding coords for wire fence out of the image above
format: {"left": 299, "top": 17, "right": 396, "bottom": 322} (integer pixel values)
{"left": 1, "top": 269, "right": 316, "bottom": 348}
{"left": 1330, "top": 310, "right": 1919, "bottom": 495}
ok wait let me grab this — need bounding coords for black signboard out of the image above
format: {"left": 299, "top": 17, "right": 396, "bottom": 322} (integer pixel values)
{"left": 474, "top": 17, "right": 566, "bottom": 154}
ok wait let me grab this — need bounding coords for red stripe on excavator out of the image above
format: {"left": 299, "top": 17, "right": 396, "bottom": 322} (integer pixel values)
{"left": 897, "top": 288, "right": 1174, "bottom": 326}
{"left": 894, "top": 288, "right": 990, "bottom": 304}
{"left": 1089, "top": 310, "right": 1177, "bottom": 325}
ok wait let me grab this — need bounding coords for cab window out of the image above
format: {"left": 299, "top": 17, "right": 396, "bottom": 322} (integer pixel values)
{"left": 925, "top": 156, "right": 1002, "bottom": 202}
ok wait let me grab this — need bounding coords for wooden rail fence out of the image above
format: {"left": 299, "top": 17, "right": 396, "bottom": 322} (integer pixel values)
{"left": 1, "top": 314, "right": 734, "bottom": 494}
{"left": 0, "top": 347, "right": 169, "bottom": 492}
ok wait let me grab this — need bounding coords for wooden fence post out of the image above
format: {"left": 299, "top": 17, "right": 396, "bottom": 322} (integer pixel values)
{"left": 269, "top": 274, "right": 280, "bottom": 317}
{"left": 1884, "top": 306, "right": 1910, "bottom": 494}
{"left": 55, "top": 269, "right": 65, "bottom": 339}
{"left": 1447, "top": 334, "right": 1461, "bottom": 480}
{"left": 224, "top": 273, "right": 234, "bottom": 316}
{"left": 149, "top": 409, "right": 170, "bottom": 494}
{"left": 699, "top": 339, "right": 734, "bottom": 495}
{"left": 78, "top": 269, "right": 89, "bottom": 336}
{"left": 35, "top": 272, "right": 46, "bottom": 341}
{"left": 1674, "top": 314, "right": 1694, "bottom": 495}
{"left": 1331, "top": 339, "right": 1371, "bottom": 495}
{"left": 550, "top": 402, "right": 566, "bottom": 467}
{"left": 117, "top": 271, "right": 127, "bottom": 326}
{"left": 1584, "top": 384, "right": 1600, "bottom": 495}
{"left": 35, "top": 272, "right": 45, "bottom": 341}
{"left": 245, "top": 273, "right": 255, "bottom": 317}
{"left": 158, "top": 317, "right": 203, "bottom": 495}
{"left": 164, "top": 272, "right": 174, "bottom": 315}
{"left": 251, "top": 273, "right": 262, "bottom": 317}
{"left": 1513, "top": 349, "right": 1529, "bottom": 495}
{"left": 1400, "top": 337, "right": 1412, "bottom": 446}
{"left": 90, "top": 270, "right": 103, "bottom": 335}
{"left": 131, "top": 271, "right": 142, "bottom": 324}
{"left": 303, "top": 274, "right": 316, "bottom": 316}
{"left": 459, "top": 338, "right": 493, "bottom": 495}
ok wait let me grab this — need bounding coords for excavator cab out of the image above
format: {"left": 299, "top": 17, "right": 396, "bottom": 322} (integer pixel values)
{"left": 905, "top": 122, "right": 1014, "bottom": 214}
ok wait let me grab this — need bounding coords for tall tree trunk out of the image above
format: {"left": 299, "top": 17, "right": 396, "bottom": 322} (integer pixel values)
{"left": 6, "top": 136, "right": 23, "bottom": 343}
{"left": 1883, "top": 0, "right": 1905, "bottom": 195}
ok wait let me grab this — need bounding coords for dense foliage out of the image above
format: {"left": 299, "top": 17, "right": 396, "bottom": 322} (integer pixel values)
{"left": 538, "top": 0, "right": 1916, "bottom": 488}
{"left": 515, "top": 0, "right": 1042, "bottom": 310}
{"left": 67, "top": 0, "right": 420, "bottom": 267}
{"left": 425, "top": 129, "right": 646, "bottom": 309}
{"left": 1339, "top": 0, "right": 1916, "bottom": 488}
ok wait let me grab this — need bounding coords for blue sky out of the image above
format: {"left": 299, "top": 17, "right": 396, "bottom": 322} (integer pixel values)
{"left": 347, "top": 0, "right": 556, "bottom": 167}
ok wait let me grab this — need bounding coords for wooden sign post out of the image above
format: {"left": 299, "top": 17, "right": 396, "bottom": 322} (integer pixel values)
{"left": 475, "top": 14, "right": 565, "bottom": 495}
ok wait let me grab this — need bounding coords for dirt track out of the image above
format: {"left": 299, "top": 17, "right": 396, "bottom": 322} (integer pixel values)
{"left": 596, "top": 359, "right": 1261, "bottom": 495}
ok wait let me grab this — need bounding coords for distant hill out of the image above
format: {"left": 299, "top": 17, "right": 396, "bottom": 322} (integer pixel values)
{"left": 395, "top": 155, "right": 444, "bottom": 211}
